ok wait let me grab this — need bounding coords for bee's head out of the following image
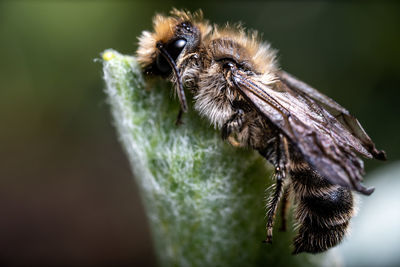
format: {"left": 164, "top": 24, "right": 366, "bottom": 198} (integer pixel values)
{"left": 137, "top": 9, "right": 210, "bottom": 76}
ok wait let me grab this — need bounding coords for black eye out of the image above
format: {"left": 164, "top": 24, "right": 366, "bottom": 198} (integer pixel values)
{"left": 172, "top": 39, "right": 187, "bottom": 53}
{"left": 156, "top": 39, "right": 187, "bottom": 74}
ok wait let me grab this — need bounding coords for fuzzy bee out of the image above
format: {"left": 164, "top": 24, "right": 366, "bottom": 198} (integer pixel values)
{"left": 136, "top": 9, "right": 386, "bottom": 254}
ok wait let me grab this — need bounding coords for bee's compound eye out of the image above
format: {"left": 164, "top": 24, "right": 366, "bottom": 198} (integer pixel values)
{"left": 170, "top": 39, "right": 187, "bottom": 57}
{"left": 156, "top": 39, "right": 187, "bottom": 74}
{"left": 156, "top": 56, "right": 170, "bottom": 74}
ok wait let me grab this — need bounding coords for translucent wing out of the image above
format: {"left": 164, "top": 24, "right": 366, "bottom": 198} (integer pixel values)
{"left": 230, "top": 68, "right": 385, "bottom": 195}
{"left": 277, "top": 70, "right": 386, "bottom": 161}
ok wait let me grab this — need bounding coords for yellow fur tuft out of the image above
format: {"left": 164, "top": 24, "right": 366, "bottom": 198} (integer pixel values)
{"left": 137, "top": 9, "right": 211, "bottom": 68}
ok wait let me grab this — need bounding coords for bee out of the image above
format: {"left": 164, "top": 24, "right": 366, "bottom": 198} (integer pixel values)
{"left": 136, "top": 9, "right": 386, "bottom": 254}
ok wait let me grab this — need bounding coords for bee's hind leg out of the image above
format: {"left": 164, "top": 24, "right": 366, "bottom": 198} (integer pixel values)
{"left": 260, "top": 134, "right": 289, "bottom": 243}
{"left": 279, "top": 186, "right": 291, "bottom": 232}
{"left": 263, "top": 166, "right": 287, "bottom": 243}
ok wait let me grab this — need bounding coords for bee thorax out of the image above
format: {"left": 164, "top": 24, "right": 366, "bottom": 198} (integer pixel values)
{"left": 194, "top": 64, "right": 235, "bottom": 129}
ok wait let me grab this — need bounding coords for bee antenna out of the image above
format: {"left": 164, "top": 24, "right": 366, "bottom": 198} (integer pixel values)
{"left": 156, "top": 43, "right": 188, "bottom": 113}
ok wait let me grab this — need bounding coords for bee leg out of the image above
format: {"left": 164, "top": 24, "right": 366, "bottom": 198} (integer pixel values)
{"left": 263, "top": 167, "right": 286, "bottom": 244}
{"left": 175, "top": 108, "right": 184, "bottom": 126}
{"left": 279, "top": 186, "right": 290, "bottom": 232}
{"left": 262, "top": 134, "right": 289, "bottom": 243}
{"left": 221, "top": 109, "right": 244, "bottom": 140}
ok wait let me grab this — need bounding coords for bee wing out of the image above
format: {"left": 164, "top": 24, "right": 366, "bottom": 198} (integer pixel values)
{"left": 230, "top": 68, "right": 377, "bottom": 195}
{"left": 277, "top": 70, "right": 386, "bottom": 161}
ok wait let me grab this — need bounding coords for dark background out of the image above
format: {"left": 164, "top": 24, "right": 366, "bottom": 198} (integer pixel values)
{"left": 0, "top": 1, "right": 399, "bottom": 266}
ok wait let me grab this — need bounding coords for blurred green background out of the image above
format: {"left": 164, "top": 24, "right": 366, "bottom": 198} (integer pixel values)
{"left": 0, "top": 1, "right": 399, "bottom": 266}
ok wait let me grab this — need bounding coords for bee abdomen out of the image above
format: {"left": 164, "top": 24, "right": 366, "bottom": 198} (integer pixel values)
{"left": 291, "top": 168, "right": 354, "bottom": 254}
{"left": 292, "top": 218, "right": 349, "bottom": 254}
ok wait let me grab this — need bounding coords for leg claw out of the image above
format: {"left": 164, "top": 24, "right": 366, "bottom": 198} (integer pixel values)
{"left": 262, "top": 238, "right": 272, "bottom": 244}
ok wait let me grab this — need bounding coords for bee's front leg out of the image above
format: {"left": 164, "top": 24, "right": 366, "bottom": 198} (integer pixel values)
{"left": 175, "top": 108, "right": 184, "bottom": 125}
